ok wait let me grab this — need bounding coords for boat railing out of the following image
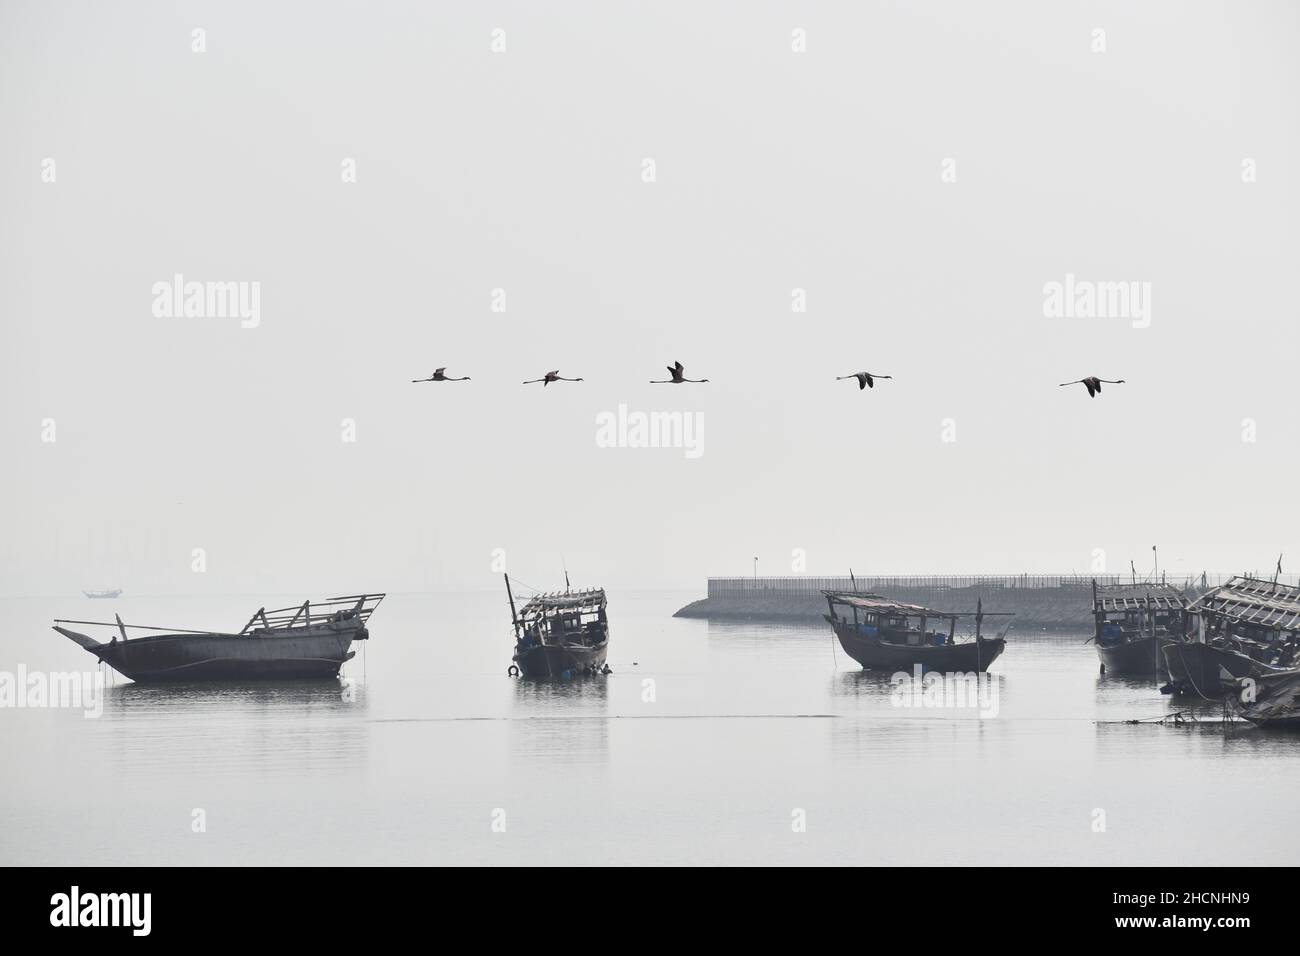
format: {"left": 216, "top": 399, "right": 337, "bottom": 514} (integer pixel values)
{"left": 240, "top": 594, "right": 387, "bottom": 633}
{"left": 53, "top": 617, "right": 218, "bottom": 640}
{"left": 53, "top": 593, "right": 387, "bottom": 643}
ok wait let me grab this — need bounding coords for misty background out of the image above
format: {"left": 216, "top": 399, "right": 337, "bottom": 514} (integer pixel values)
{"left": 2, "top": 1, "right": 1297, "bottom": 598}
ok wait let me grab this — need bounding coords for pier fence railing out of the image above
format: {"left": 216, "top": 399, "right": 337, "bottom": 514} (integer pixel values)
{"left": 705, "top": 574, "right": 1262, "bottom": 598}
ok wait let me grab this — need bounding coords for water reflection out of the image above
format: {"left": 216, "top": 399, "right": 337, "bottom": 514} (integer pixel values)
{"left": 1094, "top": 672, "right": 1164, "bottom": 694}
{"left": 705, "top": 619, "right": 829, "bottom": 650}
{"left": 706, "top": 618, "right": 824, "bottom": 637}
{"left": 831, "top": 668, "right": 1007, "bottom": 710}
{"left": 832, "top": 669, "right": 898, "bottom": 702}
{"left": 102, "top": 678, "right": 367, "bottom": 717}
{"left": 508, "top": 676, "right": 610, "bottom": 765}
{"left": 1096, "top": 715, "right": 1300, "bottom": 757}
{"left": 1092, "top": 671, "right": 1240, "bottom": 724}
{"left": 511, "top": 675, "right": 609, "bottom": 706}
{"left": 94, "top": 678, "right": 370, "bottom": 774}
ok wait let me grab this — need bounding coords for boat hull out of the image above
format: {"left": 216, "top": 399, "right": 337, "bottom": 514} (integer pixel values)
{"left": 61, "top": 623, "right": 364, "bottom": 683}
{"left": 829, "top": 619, "right": 1003, "bottom": 673}
{"left": 1161, "top": 642, "right": 1269, "bottom": 698}
{"left": 513, "top": 641, "right": 608, "bottom": 679}
{"left": 1096, "top": 634, "right": 1181, "bottom": 676}
{"left": 1242, "top": 715, "right": 1300, "bottom": 730}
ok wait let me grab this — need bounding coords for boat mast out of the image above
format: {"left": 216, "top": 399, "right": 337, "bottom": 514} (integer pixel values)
{"left": 1092, "top": 579, "right": 1100, "bottom": 641}
{"left": 504, "top": 573, "right": 520, "bottom": 640}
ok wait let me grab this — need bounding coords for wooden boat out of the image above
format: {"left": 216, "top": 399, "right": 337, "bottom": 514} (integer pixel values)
{"left": 52, "top": 594, "right": 384, "bottom": 682}
{"left": 1090, "top": 581, "right": 1189, "bottom": 675}
{"left": 1235, "top": 670, "right": 1300, "bottom": 730}
{"left": 82, "top": 588, "right": 122, "bottom": 599}
{"left": 822, "top": 590, "right": 1010, "bottom": 673}
{"left": 505, "top": 574, "right": 609, "bottom": 679}
{"left": 1162, "top": 576, "right": 1300, "bottom": 697}
{"left": 1162, "top": 639, "right": 1293, "bottom": 698}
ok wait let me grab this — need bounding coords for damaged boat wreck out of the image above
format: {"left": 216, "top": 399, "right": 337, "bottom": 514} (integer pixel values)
{"left": 1236, "top": 671, "right": 1300, "bottom": 730}
{"left": 52, "top": 594, "right": 385, "bottom": 682}
{"left": 1162, "top": 576, "right": 1300, "bottom": 697}
{"left": 505, "top": 574, "right": 610, "bottom": 679}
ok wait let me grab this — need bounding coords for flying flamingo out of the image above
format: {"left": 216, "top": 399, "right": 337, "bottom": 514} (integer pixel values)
{"left": 1059, "top": 376, "right": 1125, "bottom": 398}
{"left": 523, "top": 370, "right": 584, "bottom": 386}
{"left": 837, "top": 371, "right": 893, "bottom": 391}
{"left": 650, "top": 361, "right": 709, "bottom": 384}
{"left": 412, "top": 367, "right": 471, "bottom": 383}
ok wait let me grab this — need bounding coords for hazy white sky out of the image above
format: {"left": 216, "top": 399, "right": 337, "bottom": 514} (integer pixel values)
{"left": 3, "top": 1, "right": 1298, "bottom": 596}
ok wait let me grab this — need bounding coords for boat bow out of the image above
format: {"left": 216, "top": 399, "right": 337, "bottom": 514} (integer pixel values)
{"left": 52, "top": 625, "right": 105, "bottom": 651}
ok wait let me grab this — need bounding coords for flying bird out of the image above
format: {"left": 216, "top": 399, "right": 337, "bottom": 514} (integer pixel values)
{"left": 650, "top": 361, "right": 708, "bottom": 384}
{"left": 412, "top": 368, "right": 470, "bottom": 383}
{"left": 523, "top": 370, "right": 584, "bottom": 386}
{"left": 1059, "top": 376, "right": 1125, "bottom": 398}
{"left": 837, "top": 372, "right": 893, "bottom": 391}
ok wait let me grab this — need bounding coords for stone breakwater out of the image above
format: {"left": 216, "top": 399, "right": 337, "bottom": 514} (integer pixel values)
{"left": 673, "top": 576, "right": 1207, "bottom": 630}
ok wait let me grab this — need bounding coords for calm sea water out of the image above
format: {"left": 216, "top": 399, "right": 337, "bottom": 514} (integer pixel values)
{"left": 1, "top": 590, "right": 1296, "bottom": 866}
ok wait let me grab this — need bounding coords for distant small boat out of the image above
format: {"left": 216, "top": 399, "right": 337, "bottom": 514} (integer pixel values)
{"left": 1090, "top": 581, "right": 1189, "bottom": 676}
{"left": 505, "top": 574, "right": 609, "bottom": 679}
{"left": 53, "top": 594, "right": 385, "bottom": 682}
{"left": 1235, "top": 670, "right": 1300, "bottom": 730}
{"left": 83, "top": 588, "right": 122, "bottom": 599}
{"left": 822, "top": 590, "right": 1010, "bottom": 673}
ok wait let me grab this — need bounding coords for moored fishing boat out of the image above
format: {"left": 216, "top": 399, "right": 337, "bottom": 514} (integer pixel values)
{"left": 1162, "top": 640, "right": 1291, "bottom": 698}
{"left": 822, "top": 590, "right": 1010, "bottom": 673}
{"left": 1090, "top": 581, "right": 1189, "bottom": 676}
{"left": 505, "top": 574, "right": 609, "bottom": 679}
{"left": 1162, "top": 576, "right": 1300, "bottom": 697}
{"left": 52, "top": 594, "right": 385, "bottom": 682}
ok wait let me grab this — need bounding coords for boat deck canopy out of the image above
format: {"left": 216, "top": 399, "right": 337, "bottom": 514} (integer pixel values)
{"left": 519, "top": 588, "right": 607, "bottom": 617}
{"left": 1188, "top": 576, "right": 1300, "bottom": 630}
{"left": 822, "top": 590, "right": 957, "bottom": 620}
{"left": 1094, "top": 583, "right": 1188, "bottom": 613}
